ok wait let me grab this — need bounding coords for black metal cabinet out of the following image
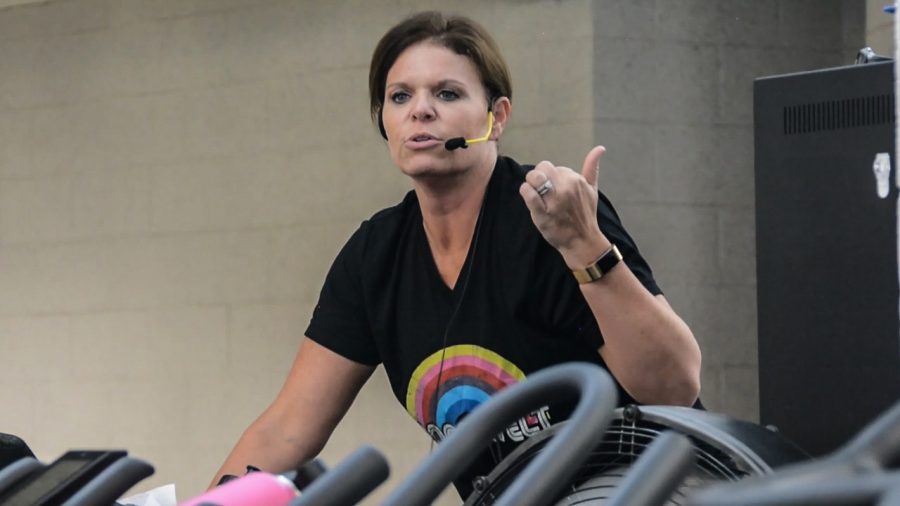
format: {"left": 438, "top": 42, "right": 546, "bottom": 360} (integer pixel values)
{"left": 755, "top": 61, "right": 900, "bottom": 456}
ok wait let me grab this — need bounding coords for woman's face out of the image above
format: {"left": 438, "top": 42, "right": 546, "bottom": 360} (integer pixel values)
{"left": 382, "top": 41, "right": 498, "bottom": 179}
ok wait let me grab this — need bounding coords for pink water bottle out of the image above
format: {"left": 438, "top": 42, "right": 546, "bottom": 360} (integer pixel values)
{"left": 179, "top": 472, "right": 299, "bottom": 506}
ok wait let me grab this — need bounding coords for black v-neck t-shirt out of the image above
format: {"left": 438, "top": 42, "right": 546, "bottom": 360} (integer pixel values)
{"left": 306, "top": 155, "right": 661, "bottom": 497}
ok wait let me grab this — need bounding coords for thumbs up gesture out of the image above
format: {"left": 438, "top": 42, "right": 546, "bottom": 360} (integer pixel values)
{"left": 518, "top": 146, "right": 611, "bottom": 269}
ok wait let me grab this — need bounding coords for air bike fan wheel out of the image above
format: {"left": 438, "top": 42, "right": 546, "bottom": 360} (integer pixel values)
{"left": 463, "top": 405, "right": 809, "bottom": 506}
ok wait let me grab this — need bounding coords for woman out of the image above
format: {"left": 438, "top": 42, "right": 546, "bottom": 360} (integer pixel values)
{"left": 212, "top": 10, "right": 701, "bottom": 499}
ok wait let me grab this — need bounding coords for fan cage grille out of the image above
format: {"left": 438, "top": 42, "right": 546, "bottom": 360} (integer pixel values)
{"left": 467, "top": 417, "right": 752, "bottom": 505}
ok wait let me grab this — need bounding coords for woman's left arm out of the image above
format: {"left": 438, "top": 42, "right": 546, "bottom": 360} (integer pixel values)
{"left": 519, "top": 146, "right": 701, "bottom": 406}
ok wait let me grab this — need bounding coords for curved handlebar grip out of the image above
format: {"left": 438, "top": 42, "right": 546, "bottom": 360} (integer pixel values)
{"left": 62, "top": 456, "right": 154, "bottom": 506}
{"left": 835, "top": 399, "right": 900, "bottom": 467}
{"left": 383, "top": 362, "right": 618, "bottom": 506}
{"left": 605, "top": 431, "right": 695, "bottom": 506}
{"left": 0, "top": 457, "right": 44, "bottom": 497}
{"left": 687, "top": 399, "right": 900, "bottom": 506}
{"left": 688, "top": 470, "right": 900, "bottom": 506}
{"left": 288, "top": 446, "right": 389, "bottom": 506}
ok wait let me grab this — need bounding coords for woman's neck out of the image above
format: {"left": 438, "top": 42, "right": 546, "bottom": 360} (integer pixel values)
{"left": 415, "top": 156, "right": 495, "bottom": 257}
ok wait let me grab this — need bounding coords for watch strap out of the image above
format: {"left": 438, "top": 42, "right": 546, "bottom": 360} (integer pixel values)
{"left": 572, "top": 244, "right": 623, "bottom": 284}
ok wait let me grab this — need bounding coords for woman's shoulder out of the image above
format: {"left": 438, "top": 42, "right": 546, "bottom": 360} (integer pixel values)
{"left": 496, "top": 154, "right": 532, "bottom": 184}
{"left": 342, "top": 189, "right": 419, "bottom": 263}
{"left": 358, "top": 189, "right": 418, "bottom": 231}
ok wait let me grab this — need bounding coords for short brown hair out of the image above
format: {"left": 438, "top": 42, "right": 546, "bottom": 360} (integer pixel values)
{"left": 369, "top": 11, "right": 512, "bottom": 135}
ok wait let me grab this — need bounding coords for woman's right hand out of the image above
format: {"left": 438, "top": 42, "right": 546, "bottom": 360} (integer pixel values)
{"left": 518, "top": 146, "right": 610, "bottom": 270}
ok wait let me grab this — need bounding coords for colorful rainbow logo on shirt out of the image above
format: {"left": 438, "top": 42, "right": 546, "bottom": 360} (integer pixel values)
{"left": 405, "top": 344, "right": 526, "bottom": 436}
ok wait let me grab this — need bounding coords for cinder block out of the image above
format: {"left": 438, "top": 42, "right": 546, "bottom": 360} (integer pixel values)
{"left": 842, "top": 0, "right": 866, "bottom": 51}
{"left": 647, "top": 41, "right": 718, "bottom": 124}
{"left": 502, "top": 48, "right": 542, "bottom": 125}
{"left": 0, "top": 315, "right": 72, "bottom": 382}
{"left": 221, "top": 2, "right": 324, "bottom": 83}
{"left": 599, "top": 38, "right": 723, "bottom": 125}
{"left": 67, "top": 307, "right": 228, "bottom": 381}
{"left": 150, "top": 152, "right": 296, "bottom": 232}
{"left": 20, "top": 30, "right": 119, "bottom": 109}
{"left": 128, "top": 0, "right": 280, "bottom": 20}
{"left": 105, "top": 378, "right": 192, "bottom": 450}
{"left": 696, "top": 366, "right": 759, "bottom": 423}
{"left": 31, "top": 379, "right": 115, "bottom": 450}
{"left": 502, "top": 119, "right": 595, "bottom": 171}
{"left": 331, "top": 142, "right": 415, "bottom": 215}
{"left": 710, "top": 125, "right": 754, "bottom": 207}
{"left": 68, "top": 167, "right": 152, "bottom": 239}
{"left": 181, "top": 83, "right": 270, "bottom": 159}
{"left": 266, "top": 222, "right": 361, "bottom": 304}
{"left": 92, "top": 95, "right": 187, "bottom": 169}
{"left": 21, "top": 95, "right": 187, "bottom": 176}
{"left": 718, "top": 207, "right": 757, "bottom": 286}
{"left": 717, "top": 46, "right": 846, "bottom": 125}
{"left": 93, "top": 21, "right": 169, "bottom": 97}
{"left": 655, "top": 0, "right": 726, "bottom": 43}
{"left": 592, "top": 0, "right": 656, "bottom": 40}
{"left": 654, "top": 124, "right": 722, "bottom": 205}
{"left": 181, "top": 367, "right": 254, "bottom": 472}
{"left": 0, "top": 381, "right": 36, "bottom": 446}
{"left": 29, "top": 102, "right": 108, "bottom": 175}
{"left": 0, "top": 233, "right": 270, "bottom": 313}
{"left": 593, "top": 120, "right": 659, "bottom": 205}
{"left": 718, "top": 364, "right": 760, "bottom": 422}
{"left": 653, "top": 124, "right": 753, "bottom": 207}
{"left": 715, "top": 0, "right": 779, "bottom": 46}
{"left": 666, "top": 283, "right": 758, "bottom": 369}
{"left": 221, "top": 1, "right": 382, "bottom": 82}
{"left": 538, "top": 36, "right": 594, "bottom": 123}
{"left": 594, "top": 37, "right": 658, "bottom": 122}
{"left": 66, "top": 311, "right": 156, "bottom": 382}
{"left": 141, "top": 232, "right": 271, "bottom": 306}
{"left": 722, "top": 47, "right": 765, "bottom": 125}
{"left": 1, "top": 22, "right": 166, "bottom": 105}
{"left": 0, "top": 0, "right": 108, "bottom": 43}
{"left": 0, "top": 242, "right": 103, "bottom": 313}
{"left": 777, "top": 0, "right": 844, "bottom": 50}
{"left": 0, "top": 176, "right": 73, "bottom": 244}
{"left": 228, "top": 302, "right": 307, "bottom": 375}
{"left": 613, "top": 203, "right": 720, "bottom": 286}
{"left": 265, "top": 69, "right": 371, "bottom": 153}
{"left": 155, "top": 13, "right": 231, "bottom": 90}
{"left": 489, "top": 0, "right": 593, "bottom": 44}
{"left": 0, "top": 110, "right": 31, "bottom": 178}
{"left": 0, "top": 38, "right": 39, "bottom": 111}
{"left": 277, "top": 145, "right": 402, "bottom": 230}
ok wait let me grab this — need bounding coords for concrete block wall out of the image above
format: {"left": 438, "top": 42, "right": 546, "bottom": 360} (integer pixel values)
{"left": 593, "top": 0, "right": 863, "bottom": 423}
{"left": 0, "top": 0, "right": 864, "bottom": 504}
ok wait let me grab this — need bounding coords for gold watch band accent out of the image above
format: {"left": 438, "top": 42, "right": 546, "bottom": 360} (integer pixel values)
{"left": 572, "top": 244, "right": 623, "bottom": 284}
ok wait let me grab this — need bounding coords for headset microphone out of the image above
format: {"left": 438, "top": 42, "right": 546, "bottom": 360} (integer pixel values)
{"left": 444, "top": 111, "right": 494, "bottom": 151}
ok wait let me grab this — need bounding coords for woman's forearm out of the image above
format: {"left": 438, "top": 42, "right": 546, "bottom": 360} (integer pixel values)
{"left": 579, "top": 262, "right": 702, "bottom": 406}
{"left": 208, "top": 408, "right": 325, "bottom": 489}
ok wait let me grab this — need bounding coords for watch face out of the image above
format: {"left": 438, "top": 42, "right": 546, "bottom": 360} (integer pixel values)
{"left": 573, "top": 245, "right": 621, "bottom": 284}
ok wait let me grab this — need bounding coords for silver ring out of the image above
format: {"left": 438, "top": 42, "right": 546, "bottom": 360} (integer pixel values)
{"left": 536, "top": 179, "right": 554, "bottom": 197}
